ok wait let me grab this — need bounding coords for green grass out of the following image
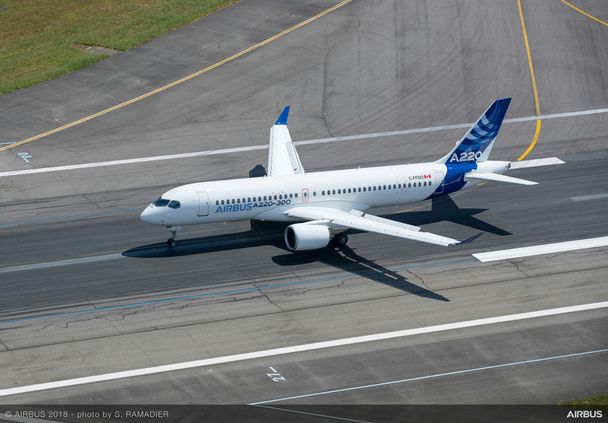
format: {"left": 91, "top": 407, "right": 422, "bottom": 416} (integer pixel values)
{"left": 562, "top": 394, "right": 608, "bottom": 406}
{"left": 0, "top": 0, "right": 236, "bottom": 94}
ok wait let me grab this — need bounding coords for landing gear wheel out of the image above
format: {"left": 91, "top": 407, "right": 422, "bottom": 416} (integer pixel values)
{"left": 167, "top": 226, "right": 179, "bottom": 248}
{"left": 334, "top": 234, "right": 348, "bottom": 246}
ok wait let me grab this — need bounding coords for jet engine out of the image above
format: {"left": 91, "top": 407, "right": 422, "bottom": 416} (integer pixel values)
{"left": 284, "top": 223, "right": 331, "bottom": 251}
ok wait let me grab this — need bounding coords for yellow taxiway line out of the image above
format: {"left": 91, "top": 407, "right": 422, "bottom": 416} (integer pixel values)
{"left": 516, "top": 0, "right": 542, "bottom": 161}
{"left": 561, "top": 0, "right": 608, "bottom": 27}
{"left": 0, "top": 0, "right": 352, "bottom": 153}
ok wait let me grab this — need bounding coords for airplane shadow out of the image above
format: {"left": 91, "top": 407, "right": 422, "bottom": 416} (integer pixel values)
{"left": 123, "top": 195, "right": 509, "bottom": 299}
{"left": 272, "top": 243, "right": 449, "bottom": 301}
{"left": 393, "top": 195, "right": 512, "bottom": 236}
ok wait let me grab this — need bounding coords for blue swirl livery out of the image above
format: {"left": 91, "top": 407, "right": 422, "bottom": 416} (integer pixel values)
{"left": 436, "top": 97, "right": 511, "bottom": 164}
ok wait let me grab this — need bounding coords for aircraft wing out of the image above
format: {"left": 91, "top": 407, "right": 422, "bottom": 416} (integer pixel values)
{"left": 285, "top": 207, "right": 479, "bottom": 247}
{"left": 267, "top": 106, "right": 305, "bottom": 176}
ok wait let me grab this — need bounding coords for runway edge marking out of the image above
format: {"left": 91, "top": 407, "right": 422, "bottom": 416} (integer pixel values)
{"left": 0, "top": 0, "right": 352, "bottom": 153}
{"left": 472, "top": 236, "right": 608, "bottom": 262}
{"left": 0, "top": 301, "right": 607, "bottom": 397}
{"left": 9, "top": 104, "right": 608, "bottom": 177}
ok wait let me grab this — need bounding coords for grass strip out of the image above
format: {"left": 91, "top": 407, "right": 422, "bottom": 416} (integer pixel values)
{"left": 0, "top": 0, "right": 236, "bottom": 94}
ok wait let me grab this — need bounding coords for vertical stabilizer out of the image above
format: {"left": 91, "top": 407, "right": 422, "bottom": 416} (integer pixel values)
{"left": 436, "top": 98, "right": 511, "bottom": 164}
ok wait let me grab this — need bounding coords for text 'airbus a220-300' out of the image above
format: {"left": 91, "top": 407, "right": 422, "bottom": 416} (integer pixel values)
{"left": 140, "top": 98, "right": 555, "bottom": 251}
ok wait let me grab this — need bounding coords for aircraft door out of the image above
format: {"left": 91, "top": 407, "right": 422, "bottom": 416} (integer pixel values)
{"left": 434, "top": 172, "right": 444, "bottom": 194}
{"left": 197, "top": 191, "right": 209, "bottom": 216}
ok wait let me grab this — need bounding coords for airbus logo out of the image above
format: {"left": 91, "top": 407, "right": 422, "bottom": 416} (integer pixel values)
{"left": 215, "top": 199, "right": 292, "bottom": 214}
{"left": 566, "top": 410, "right": 603, "bottom": 418}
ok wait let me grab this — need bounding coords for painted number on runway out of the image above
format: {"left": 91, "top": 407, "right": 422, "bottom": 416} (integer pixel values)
{"left": 266, "top": 367, "right": 286, "bottom": 382}
{"left": 18, "top": 152, "right": 32, "bottom": 163}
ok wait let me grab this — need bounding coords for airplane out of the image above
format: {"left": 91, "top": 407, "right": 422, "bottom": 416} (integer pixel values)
{"left": 140, "top": 98, "right": 544, "bottom": 250}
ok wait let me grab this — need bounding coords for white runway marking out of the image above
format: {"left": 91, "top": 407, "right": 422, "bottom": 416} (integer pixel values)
{"left": 472, "top": 236, "right": 608, "bottom": 262}
{"left": 571, "top": 193, "right": 608, "bottom": 202}
{"left": 0, "top": 254, "right": 124, "bottom": 275}
{"left": 249, "top": 348, "right": 608, "bottom": 405}
{"left": 0, "top": 107, "right": 604, "bottom": 178}
{"left": 0, "top": 301, "right": 606, "bottom": 397}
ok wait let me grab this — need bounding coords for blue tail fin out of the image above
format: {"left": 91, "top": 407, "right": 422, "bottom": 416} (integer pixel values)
{"left": 436, "top": 98, "right": 511, "bottom": 164}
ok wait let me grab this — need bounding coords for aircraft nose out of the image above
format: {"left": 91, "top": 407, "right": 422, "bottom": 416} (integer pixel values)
{"left": 139, "top": 206, "right": 158, "bottom": 224}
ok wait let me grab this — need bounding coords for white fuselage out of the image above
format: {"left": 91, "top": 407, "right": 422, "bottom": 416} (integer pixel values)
{"left": 139, "top": 162, "right": 494, "bottom": 227}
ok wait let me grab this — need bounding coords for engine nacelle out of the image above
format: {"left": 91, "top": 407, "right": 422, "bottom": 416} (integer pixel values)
{"left": 284, "top": 223, "right": 331, "bottom": 251}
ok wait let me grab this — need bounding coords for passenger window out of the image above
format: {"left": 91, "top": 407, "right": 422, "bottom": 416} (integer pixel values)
{"left": 221, "top": 200, "right": 224, "bottom": 205}
{"left": 332, "top": 190, "right": 336, "bottom": 194}
{"left": 295, "top": 193, "right": 298, "bottom": 198}
{"left": 363, "top": 187, "right": 367, "bottom": 192}
{"left": 358, "top": 187, "right": 361, "bottom": 192}
{"left": 322, "top": 191, "right": 325, "bottom": 195}
{"left": 347, "top": 188, "right": 351, "bottom": 193}
{"left": 216, "top": 200, "right": 219, "bottom": 205}
{"left": 398, "top": 184, "right": 402, "bottom": 188}
{"left": 263, "top": 196, "right": 267, "bottom": 200}
{"left": 279, "top": 194, "right": 282, "bottom": 199}
{"left": 232, "top": 199, "right": 235, "bottom": 204}
{"left": 373, "top": 186, "right": 376, "bottom": 191}
{"left": 274, "top": 195, "right": 277, "bottom": 200}
{"left": 408, "top": 183, "right": 412, "bottom": 188}
{"left": 313, "top": 191, "right": 317, "bottom": 196}
{"left": 237, "top": 198, "right": 240, "bottom": 203}
{"left": 168, "top": 200, "right": 181, "bottom": 209}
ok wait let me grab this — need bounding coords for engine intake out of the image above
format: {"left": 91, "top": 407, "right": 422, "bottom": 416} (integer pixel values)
{"left": 284, "top": 223, "right": 331, "bottom": 251}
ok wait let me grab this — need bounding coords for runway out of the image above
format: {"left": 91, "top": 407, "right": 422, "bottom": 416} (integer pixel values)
{"left": 0, "top": 0, "right": 607, "bottom": 409}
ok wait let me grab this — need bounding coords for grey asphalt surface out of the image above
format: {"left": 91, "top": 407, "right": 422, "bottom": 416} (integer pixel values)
{"left": 0, "top": 0, "right": 607, "bottom": 407}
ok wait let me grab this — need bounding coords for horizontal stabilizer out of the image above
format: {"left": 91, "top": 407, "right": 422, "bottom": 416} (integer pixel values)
{"left": 465, "top": 172, "right": 538, "bottom": 185}
{"left": 509, "top": 157, "right": 564, "bottom": 170}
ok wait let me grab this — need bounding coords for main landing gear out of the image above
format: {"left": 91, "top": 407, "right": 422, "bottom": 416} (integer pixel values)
{"left": 332, "top": 233, "right": 348, "bottom": 246}
{"left": 166, "top": 226, "right": 180, "bottom": 248}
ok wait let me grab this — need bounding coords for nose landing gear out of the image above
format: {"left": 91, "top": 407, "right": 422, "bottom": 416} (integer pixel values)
{"left": 166, "top": 226, "right": 180, "bottom": 248}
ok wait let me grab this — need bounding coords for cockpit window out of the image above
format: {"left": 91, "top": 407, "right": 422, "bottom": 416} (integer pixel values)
{"left": 168, "top": 200, "right": 181, "bottom": 209}
{"left": 153, "top": 197, "right": 170, "bottom": 207}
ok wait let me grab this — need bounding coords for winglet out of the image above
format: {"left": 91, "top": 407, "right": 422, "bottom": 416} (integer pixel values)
{"left": 275, "top": 106, "right": 290, "bottom": 125}
{"left": 457, "top": 232, "right": 484, "bottom": 245}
